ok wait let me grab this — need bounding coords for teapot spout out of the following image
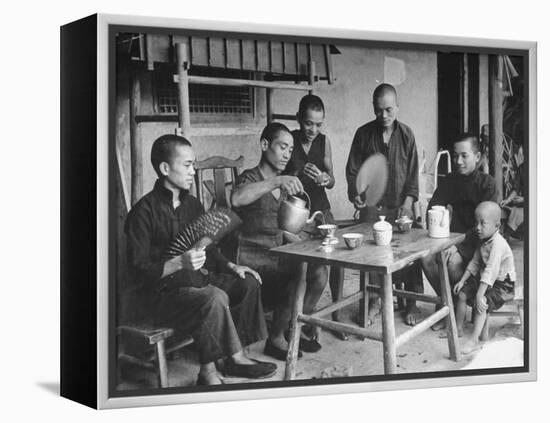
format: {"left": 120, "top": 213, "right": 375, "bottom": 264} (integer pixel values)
{"left": 306, "top": 210, "right": 324, "bottom": 225}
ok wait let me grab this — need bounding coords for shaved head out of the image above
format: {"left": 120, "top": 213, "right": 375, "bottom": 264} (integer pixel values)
{"left": 475, "top": 201, "right": 502, "bottom": 229}
{"left": 372, "top": 83, "right": 398, "bottom": 104}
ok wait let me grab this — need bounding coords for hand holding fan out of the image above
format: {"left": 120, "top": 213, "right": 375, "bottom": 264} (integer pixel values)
{"left": 164, "top": 207, "right": 242, "bottom": 258}
{"left": 355, "top": 153, "right": 388, "bottom": 207}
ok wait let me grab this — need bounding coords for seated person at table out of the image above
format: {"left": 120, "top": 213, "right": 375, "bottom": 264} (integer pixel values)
{"left": 452, "top": 201, "right": 516, "bottom": 354}
{"left": 284, "top": 94, "right": 336, "bottom": 348}
{"left": 125, "top": 134, "right": 276, "bottom": 385}
{"left": 231, "top": 122, "right": 324, "bottom": 359}
{"left": 345, "top": 83, "right": 423, "bottom": 326}
{"left": 421, "top": 133, "right": 498, "bottom": 330}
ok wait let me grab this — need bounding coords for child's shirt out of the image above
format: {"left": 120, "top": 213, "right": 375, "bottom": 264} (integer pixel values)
{"left": 465, "top": 231, "right": 516, "bottom": 286}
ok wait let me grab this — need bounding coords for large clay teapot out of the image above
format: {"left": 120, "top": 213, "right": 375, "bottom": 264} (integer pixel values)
{"left": 278, "top": 192, "right": 324, "bottom": 234}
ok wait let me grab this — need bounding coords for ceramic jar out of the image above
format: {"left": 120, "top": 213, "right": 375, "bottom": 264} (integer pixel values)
{"left": 373, "top": 216, "right": 392, "bottom": 246}
{"left": 427, "top": 205, "right": 450, "bottom": 238}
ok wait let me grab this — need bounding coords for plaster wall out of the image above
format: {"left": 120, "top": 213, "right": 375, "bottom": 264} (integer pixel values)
{"left": 116, "top": 45, "right": 439, "bottom": 219}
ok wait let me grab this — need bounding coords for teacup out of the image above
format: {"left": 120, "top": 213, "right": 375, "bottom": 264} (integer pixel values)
{"left": 396, "top": 216, "right": 413, "bottom": 233}
{"left": 342, "top": 233, "right": 364, "bottom": 249}
{"left": 317, "top": 224, "right": 337, "bottom": 238}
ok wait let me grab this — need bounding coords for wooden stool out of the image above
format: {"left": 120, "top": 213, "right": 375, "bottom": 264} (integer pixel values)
{"left": 117, "top": 325, "right": 194, "bottom": 388}
{"left": 480, "top": 286, "right": 524, "bottom": 341}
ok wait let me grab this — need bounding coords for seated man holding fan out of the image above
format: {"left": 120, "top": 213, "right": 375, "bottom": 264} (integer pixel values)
{"left": 125, "top": 134, "right": 276, "bottom": 386}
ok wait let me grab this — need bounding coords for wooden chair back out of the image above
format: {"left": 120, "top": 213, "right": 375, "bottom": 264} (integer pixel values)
{"left": 194, "top": 155, "right": 244, "bottom": 210}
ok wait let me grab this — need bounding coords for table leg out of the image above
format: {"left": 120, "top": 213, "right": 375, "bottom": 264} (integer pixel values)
{"left": 154, "top": 339, "right": 169, "bottom": 388}
{"left": 359, "top": 271, "right": 369, "bottom": 328}
{"left": 285, "top": 262, "right": 308, "bottom": 380}
{"left": 381, "top": 272, "right": 397, "bottom": 374}
{"left": 437, "top": 251, "right": 460, "bottom": 361}
{"left": 330, "top": 266, "right": 344, "bottom": 322}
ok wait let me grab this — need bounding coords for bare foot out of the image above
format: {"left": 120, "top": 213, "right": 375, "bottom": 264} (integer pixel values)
{"left": 404, "top": 304, "right": 422, "bottom": 326}
{"left": 439, "top": 328, "right": 464, "bottom": 338}
{"left": 366, "top": 299, "right": 381, "bottom": 327}
{"left": 330, "top": 330, "right": 349, "bottom": 341}
{"left": 232, "top": 350, "right": 259, "bottom": 366}
{"left": 197, "top": 371, "right": 223, "bottom": 385}
{"left": 431, "top": 320, "right": 446, "bottom": 331}
{"left": 430, "top": 304, "right": 446, "bottom": 330}
{"left": 269, "top": 335, "right": 289, "bottom": 352}
{"left": 461, "top": 339, "right": 483, "bottom": 355}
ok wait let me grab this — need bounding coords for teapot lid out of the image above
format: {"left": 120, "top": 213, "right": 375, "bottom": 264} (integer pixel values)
{"left": 373, "top": 215, "right": 392, "bottom": 231}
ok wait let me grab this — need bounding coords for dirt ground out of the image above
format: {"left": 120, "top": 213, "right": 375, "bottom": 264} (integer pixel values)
{"left": 117, "top": 239, "right": 524, "bottom": 390}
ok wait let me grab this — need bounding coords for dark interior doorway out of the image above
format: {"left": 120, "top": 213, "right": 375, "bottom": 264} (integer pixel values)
{"left": 437, "top": 52, "right": 479, "bottom": 155}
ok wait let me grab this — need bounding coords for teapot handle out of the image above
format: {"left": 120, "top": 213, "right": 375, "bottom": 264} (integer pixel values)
{"left": 302, "top": 191, "right": 311, "bottom": 209}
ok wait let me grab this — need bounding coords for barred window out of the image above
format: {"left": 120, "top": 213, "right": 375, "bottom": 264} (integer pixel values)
{"left": 155, "top": 65, "right": 254, "bottom": 116}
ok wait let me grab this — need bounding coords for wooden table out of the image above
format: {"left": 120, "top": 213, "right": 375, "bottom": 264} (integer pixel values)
{"left": 270, "top": 223, "right": 465, "bottom": 379}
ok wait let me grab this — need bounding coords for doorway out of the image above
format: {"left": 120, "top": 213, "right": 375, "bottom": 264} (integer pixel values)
{"left": 437, "top": 52, "right": 479, "bottom": 154}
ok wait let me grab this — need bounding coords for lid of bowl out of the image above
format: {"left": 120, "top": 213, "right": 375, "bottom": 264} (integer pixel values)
{"left": 373, "top": 216, "right": 392, "bottom": 231}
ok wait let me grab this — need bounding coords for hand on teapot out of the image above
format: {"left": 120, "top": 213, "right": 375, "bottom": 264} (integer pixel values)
{"left": 277, "top": 175, "right": 303, "bottom": 196}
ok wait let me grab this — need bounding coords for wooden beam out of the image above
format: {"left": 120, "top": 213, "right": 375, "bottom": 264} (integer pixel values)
{"left": 437, "top": 251, "right": 460, "bottom": 361}
{"left": 298, "top": 314, "right": 383, "bottom": 342}
{"left": 324, "top": 44, "right": 335, "bottom": 84}
{"left": 366, "top": 284, "right": 442, "bottom": 305}
{"left": 135, "top": 114, "right": 179, "bottom": 123}
{"left": 266, "top": 88, "right": 274, "bottom": 123}
{"left": 395, "top": 306, "right": 449, "bottom": 348}
{"left": 310, "top": 291, "right": 364, "bottom": 318}
{"left": 129, "top": 73, "right": 143, "bottom": 206}
{"left": 285, "top": 263, "right": 308, "bottom": 380}
{"left": 359, "top": 271, "right": 368, "bottom": 328}
{"left": 308, "top": 60, "right": 316, "bottom": 95}
{"left": 489, "top": 54, "right": 504, "bottom": 202}
{"left": 271, "top": 113, "right": 297, "bottom": 121}
{"left": 174, "top": 74, "right": 313, "bottom": 91}
{"left": 176, "top": 43, "right": 191, "bottom": 139}
{"left": 381, "top": 273, "right": 397, "bottom": 374}
{"left": 463, "top": 53, "right": 469, "bottom": 132}
{"left": 115, "top": 144, "right": 131, "bottom": 213}
{"left": 145, "top": 34, "right": 154, "bottom": 71}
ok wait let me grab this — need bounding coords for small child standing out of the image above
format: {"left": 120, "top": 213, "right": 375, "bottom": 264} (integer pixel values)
{"left": 452, "top": 201, "right": 516, "bottom": 354}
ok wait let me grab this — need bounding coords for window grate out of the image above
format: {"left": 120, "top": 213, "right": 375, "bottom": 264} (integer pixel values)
{"left": 155, "top": 66, "right": 253, "bottom": 115}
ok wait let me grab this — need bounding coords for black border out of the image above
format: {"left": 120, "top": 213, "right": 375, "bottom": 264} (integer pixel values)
{"left": 107, "top": 22, "right": 531, "bottom": 400}
{"left": 60, "top": 14, "right": 98, "bottom": 409}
